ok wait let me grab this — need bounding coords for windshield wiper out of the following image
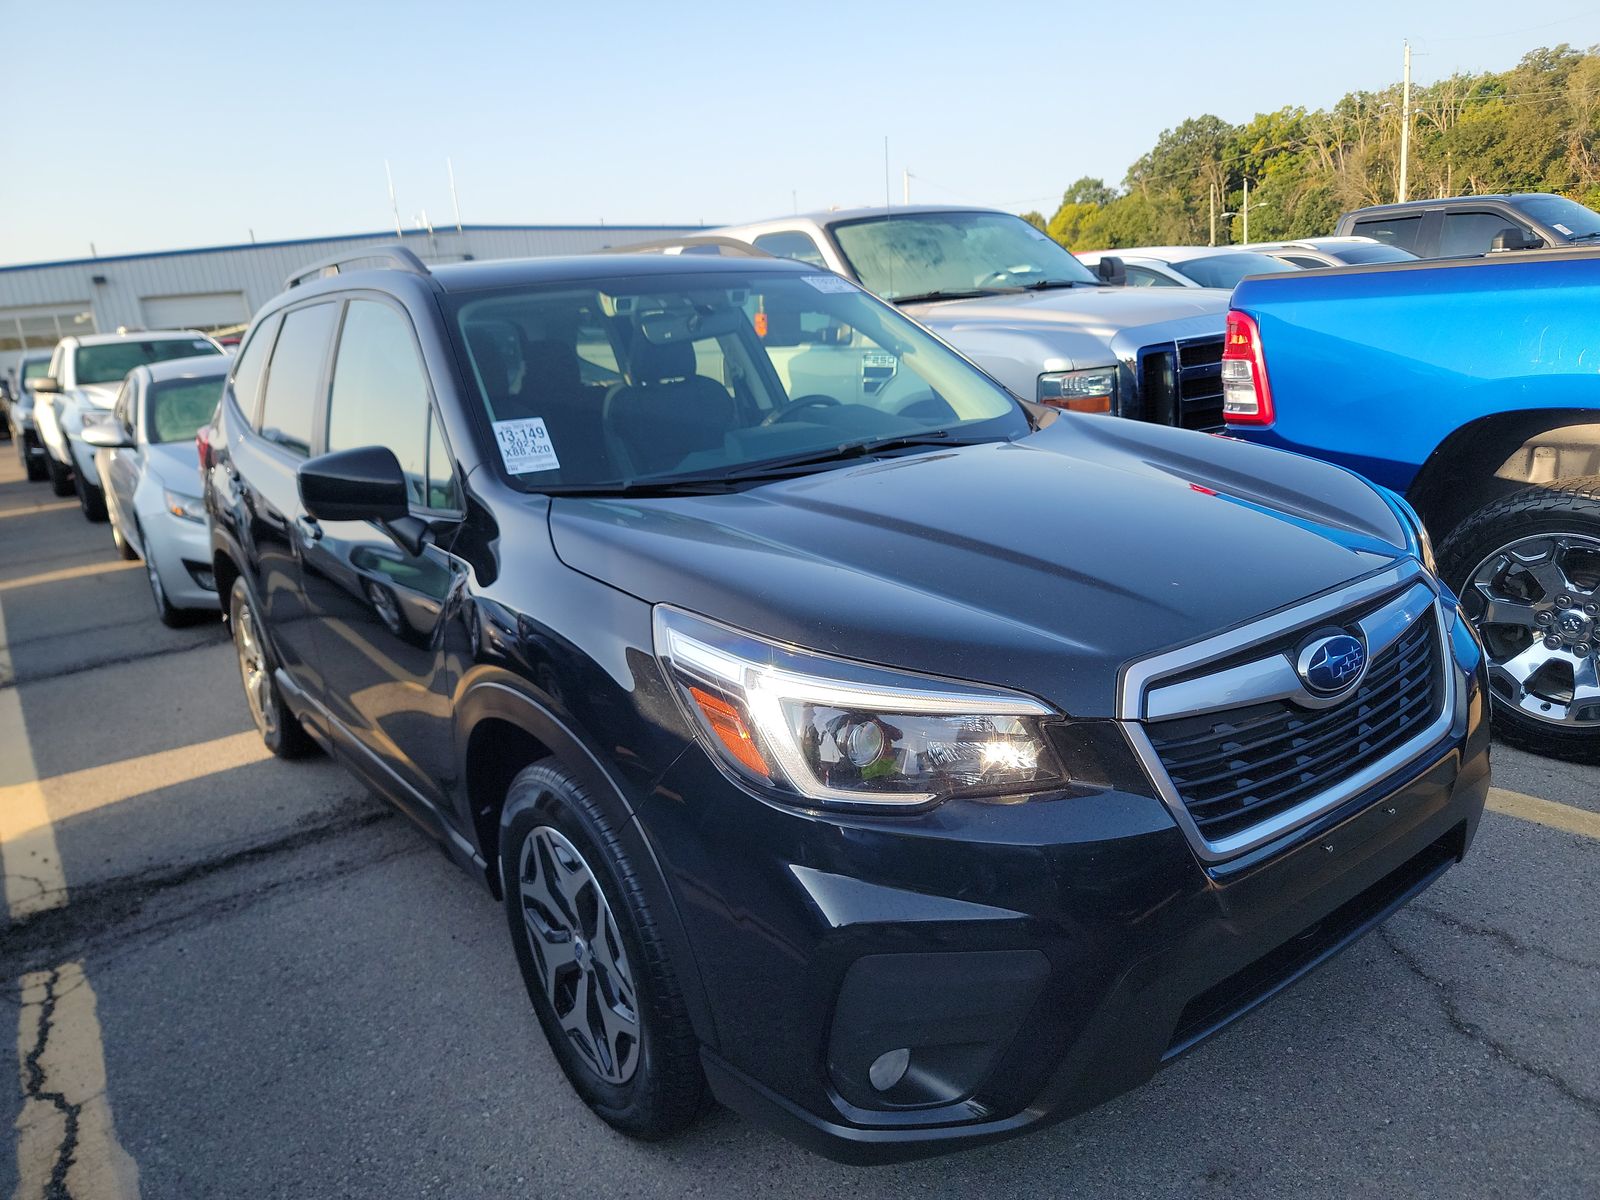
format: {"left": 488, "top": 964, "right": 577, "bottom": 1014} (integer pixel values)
{"left": 1017, "top": 279, "right": 1097, "bottom": 290}
{"left": 889, "top": 287, "right": 1022, "bottom": 305}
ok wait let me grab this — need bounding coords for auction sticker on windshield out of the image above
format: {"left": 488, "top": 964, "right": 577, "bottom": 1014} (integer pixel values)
{"left": 493, "top": 418, "right": 561, "bottom": 474}
{"left": 802, "top": 275, "right": 857, "bottom": 294}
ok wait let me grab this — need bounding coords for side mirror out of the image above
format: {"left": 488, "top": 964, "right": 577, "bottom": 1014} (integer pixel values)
{"left": 80, "top": 423, "right": 132, "bottom": 449}
{"left": 298, "top": 445, "right": 411, "bottom": 523}
{"left": 32, "top": 376, "right": 61, "bottom": 393}
{"left": 1490, "top": 226, "right": 1540, "bottom": 252}
{"left": 1095, "top": 256, "right": 1127, "bottom": 286}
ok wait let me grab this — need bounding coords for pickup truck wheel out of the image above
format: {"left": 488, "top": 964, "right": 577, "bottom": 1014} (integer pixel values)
{"left": 228, "top": 578, "right": 314, "bottom": 758}
{"left": 1438, "top": 477, "right": 1600, "bottom": 763}
{"left": 500, "top": 762, "right": 705, "bottom": 1140}
{"left": 73, "top": 459, "right": 108, "bottom": 522}
{"left": 45, "top": 452, "right": 73, "bottom": 497}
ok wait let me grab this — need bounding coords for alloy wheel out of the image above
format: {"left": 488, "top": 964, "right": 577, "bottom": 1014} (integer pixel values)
{"left": 233, "top": 600, "right": 277, "bottom": 736}
{"left": 517, "top": 825, "right": 640, "bottom": 1085}
{"left": 1464, "top": 533, "right": 1600, "bottom": 728}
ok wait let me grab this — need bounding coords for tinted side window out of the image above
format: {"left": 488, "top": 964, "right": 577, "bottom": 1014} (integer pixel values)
{"left": 753, "top": 231, "right": 828, "bottom": 268}
{"left": 1439, "top": 211, "right": 1535, "bottom": 257}
{"left": 327, "top": 300, "right": 430, "bottom": 505}
{"left": 1353, "top": 214, "right": 1424, "bottom": 251}
{"left": 1126, "top": 265, "right": 1181, "bottom": 288}
{"left": 258, "top": 303, "right": 338, "bottom": 458}
{"left": 230, "top": 311, "right": 281, "bottom": 422}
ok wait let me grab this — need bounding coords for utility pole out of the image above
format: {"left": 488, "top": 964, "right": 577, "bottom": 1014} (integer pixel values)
{"left": 903, "top": 168, "right": 911, "bottom": 205}
{"left": 1398, "top": 39, "right": 1412, "bottom": 203}
{"left": 447, "top": 157, "right": 463, "bottom": 233}
{"left": 385, "top": 160, "right": 403, "bottom": 239}
{"left": 1209, "top": 182, "right": 1217, "bottom": 247}
{"left": 1243, "top": 177, "right": 1251, "bottom": 244}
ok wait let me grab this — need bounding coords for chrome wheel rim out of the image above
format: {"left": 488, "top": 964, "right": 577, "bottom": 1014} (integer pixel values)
{"left": 517, "top": 825, "right": 640, "bottom": 1084}
{"left": 1464, "top": 533, "right": 1600, "bottom": 728}
{"left": 234, "top": 600, "right": 277, "bottom": 735}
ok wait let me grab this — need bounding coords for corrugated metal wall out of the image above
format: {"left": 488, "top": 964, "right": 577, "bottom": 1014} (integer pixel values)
{"left": 0, "top": 224, "right": 696, "bottom": 384}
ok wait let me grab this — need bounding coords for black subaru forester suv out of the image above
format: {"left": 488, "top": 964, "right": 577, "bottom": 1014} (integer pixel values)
{"left": 205, "top": 245, "right": 1490, "bottom": 1162}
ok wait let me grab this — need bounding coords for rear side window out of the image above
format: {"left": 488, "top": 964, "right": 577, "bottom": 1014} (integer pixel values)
{"left": 1353, "top": 214, "right": 1424, "bottom": 251}
{"left": 327, "top": 300, "right": 432, "bottom": 507}
{"left": 1438, "top": 211, "right": 1533, "bottom": 257}
{"left": 753, "top": 231, "right": 828, "bottom": 268}
{"left": 257, "top": 303, "right": 338, "bottom": 458}
{"left": 229, "top": 312, "right": 281, "bottom": 422}
{"left": 1126, "top": 265, "right": 1182, "bottom": 287}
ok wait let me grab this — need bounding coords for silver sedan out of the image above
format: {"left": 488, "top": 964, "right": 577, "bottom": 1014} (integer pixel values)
{"left": 84, "top": 356, "right": 228, "bottom": 625}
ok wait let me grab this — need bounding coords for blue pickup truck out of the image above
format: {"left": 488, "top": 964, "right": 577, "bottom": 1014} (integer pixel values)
{"left": 1224, "top": 247, "right": 1600, "bottom": 762}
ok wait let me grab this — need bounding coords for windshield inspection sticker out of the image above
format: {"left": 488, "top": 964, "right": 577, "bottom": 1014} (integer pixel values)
{"left": 493, "top": 418, "right": 561, "bottom": 474}
{"left": 801, "top": 274, "right": 857, "bottom": 294}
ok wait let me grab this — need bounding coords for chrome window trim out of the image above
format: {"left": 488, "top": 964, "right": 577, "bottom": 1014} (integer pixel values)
{"left": 1120, "top": 560, "right": 1457, "bottom": 863}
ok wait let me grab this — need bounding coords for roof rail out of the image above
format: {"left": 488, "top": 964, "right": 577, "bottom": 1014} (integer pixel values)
{"left": 599, "top": 235, "right": 773, "bottom": 258}
{"left": 284, "top": 244, "right": 432, "bottom": 290}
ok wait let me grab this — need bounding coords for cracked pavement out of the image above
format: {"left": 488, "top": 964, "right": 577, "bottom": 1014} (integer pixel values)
{"left": 1, "top": 453, "right": 1598, "bottom": 1198}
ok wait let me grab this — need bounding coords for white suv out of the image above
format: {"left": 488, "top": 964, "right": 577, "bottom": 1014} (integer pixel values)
{"left": 33, "top": 330, "right": 224, "bottom": 517}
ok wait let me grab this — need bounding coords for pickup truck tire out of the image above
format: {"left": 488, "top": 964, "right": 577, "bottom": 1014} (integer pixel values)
{"left": 74, "top": 466, "right": 107, "bottom": 522}
{"left": 500, "top": 762, "right": 706, "bottom": 1141}
{"left": 45, "top": 452, "right": 73, "bottom": 497}
{"left": 1437, "top": 477, "right": 1600, "bottom": 763}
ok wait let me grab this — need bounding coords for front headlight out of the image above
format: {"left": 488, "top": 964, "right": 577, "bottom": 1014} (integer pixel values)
{"left": 654, "top": 607, "right": 1064, "bottom": 808}
{"left": 1037, "top": 366, "right": 1117, "bottom": 413}
{"left": 1382, "top": 489, "right": 1437, "bottom": 574}
{"left": 164, "top": 489, "right": 206, "bottom": 523}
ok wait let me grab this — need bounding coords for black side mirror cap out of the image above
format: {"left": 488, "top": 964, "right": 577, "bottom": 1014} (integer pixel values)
{"left": 1095, "top": 256, "right": 1127, "bottom": 286}
{"left": 298, "top": 445, "right": 411, "bottom": 524}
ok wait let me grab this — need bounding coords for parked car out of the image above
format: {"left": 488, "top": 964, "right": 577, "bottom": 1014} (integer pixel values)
{"left": 1335, "top": 193, "right": 1600, "bottom": 258}
{"left": 6, "top": 351, "right": 54, "bottom": 481}
{"left": 1244, "top": 236, "right": 1420, "bottom": 269}
{"left": 1075, "top": 246, "right": 1300, "bottom": 290}
{"left": 706, "top": 207, "right": 1236, "bottom": 431}
{"left": 205, "top": 245, "right": 1488, "bottom": 1162}
{"left": 1224, "top": 246, "right": 1600, "bottom": 762}
{"left": 81, "top": 356, "right": 228, "bottom": 625}
{"left": 32, "top": 330, "right": 223, "bottom": 516}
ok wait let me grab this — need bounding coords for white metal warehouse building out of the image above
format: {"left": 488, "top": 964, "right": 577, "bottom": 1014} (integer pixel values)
{"left": 0, "top": 223, "right": 697, "bottom": 384}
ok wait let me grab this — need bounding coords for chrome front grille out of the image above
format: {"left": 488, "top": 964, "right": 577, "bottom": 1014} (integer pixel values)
{"left": 1135, "top": 335, "right": 1226, "bottom": 432}
{"left": 1120, "top": 566, "right": 1457, "bottom": 861}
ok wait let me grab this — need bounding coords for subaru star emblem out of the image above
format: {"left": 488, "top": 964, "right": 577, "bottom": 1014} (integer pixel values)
{"left": 1297, "top": 633, "right": 1368, "bottom": 697}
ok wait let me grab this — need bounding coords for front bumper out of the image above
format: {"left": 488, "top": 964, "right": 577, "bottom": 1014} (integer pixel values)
{"left": 644, "top": 631, "right": 1490, "bottom": 1163}
{"left": 143, "top": 505, "right": 219, "bottom": 610}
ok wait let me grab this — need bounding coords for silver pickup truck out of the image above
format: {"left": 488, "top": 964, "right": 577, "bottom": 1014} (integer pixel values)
{"left": 708, "top": 206, "right": 1232, "bottom": 431}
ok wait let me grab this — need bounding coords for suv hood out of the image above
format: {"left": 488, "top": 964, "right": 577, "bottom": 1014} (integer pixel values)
{"left": 549, "top": 418, "right": 1410, "bottom": 717}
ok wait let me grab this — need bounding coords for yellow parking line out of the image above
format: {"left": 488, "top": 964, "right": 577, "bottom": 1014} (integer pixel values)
{"left": 0, "top": 500, "right": 77, "bottom": 520}
{"left": 0, "top": 559, "right": 140, "bottom": 594}
{"left": 1487, "top": 786, "right": 1600, "bottom": 841}
{"left": 14, "top": 963, "right": 142, "bottom": 1200}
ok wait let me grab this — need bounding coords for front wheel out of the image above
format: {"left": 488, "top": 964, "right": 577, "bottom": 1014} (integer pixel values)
{"left": 228, "top": 578, "right": 313, "bottom": 758}
{"left": 73, "top": 456, "right": 107, "bottom": 522}
{"left": 500, "top": 763, "right": 705, "bottom": 1140}
{"left": 45, "top": 451, "right": 73, "bottom": 497}
{"left": 1438, "top": 477, "right": 1600, "bottom": 763}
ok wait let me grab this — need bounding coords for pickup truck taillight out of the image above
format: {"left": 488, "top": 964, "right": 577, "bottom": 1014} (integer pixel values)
{"left": 1221, "top": 310, "right": 1274, "bottom": 426}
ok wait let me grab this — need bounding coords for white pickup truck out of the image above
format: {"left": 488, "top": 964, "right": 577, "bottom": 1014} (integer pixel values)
{"left": 708, "top": 206, "right": 1233, "bottom": 431}
{"left": 33, "top": 330, "right": 223, "bottom": 517}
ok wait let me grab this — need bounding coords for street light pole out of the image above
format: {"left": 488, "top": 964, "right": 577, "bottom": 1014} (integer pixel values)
{"left": 1399, "top": 39, "right": 1412, "bottom": 203}
{"left": 1243, "top": 177, "right": 1251, "bottom": 244}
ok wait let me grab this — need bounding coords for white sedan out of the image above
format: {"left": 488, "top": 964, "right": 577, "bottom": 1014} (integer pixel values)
{"left": 83, "top": 356, "right": 227, "bottom": 625}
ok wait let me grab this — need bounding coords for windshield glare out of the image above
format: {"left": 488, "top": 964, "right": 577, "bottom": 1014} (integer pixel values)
{"left": 75, "top": 338, "right": 219, "bottom": 386}
{"left": 1515, "top": 194, "right": 1600, "bottom": 240}
{"left": 1171, "top": 253, "right": 1300, "bottom": 289}
{"left": 447, "top": 270, "right": 1028, "bottom": 490}
{"left": 147, "top": 375, "right": 225, "bottom": 444}
{"left": 831, "top": 211, "right": 1098, "bottom": 300}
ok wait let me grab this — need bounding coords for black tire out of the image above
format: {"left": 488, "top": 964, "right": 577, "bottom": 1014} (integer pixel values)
{"left": 45, "top": 451, "right": 73, "bottom": 497}
{"left": 73, "top": 455, "right": 108, "bottom": 522}
{"left": 500, "top": 762, "right": 705, "bottom": 1140}
{"left": 1437, "top": 476, "right": 1600, "bottom": 763}
{"left": 228, "top": 577, "right": 314, "bottom": 758}
{"left": 22, "top": 438, "right": 48, "bottom": 482}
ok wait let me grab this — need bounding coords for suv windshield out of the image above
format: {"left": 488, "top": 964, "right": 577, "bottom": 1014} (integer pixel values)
{"left": 147, "top": 374, "right": 226, "bottom": 444}
{"left": 1514, "top": 194, "right": 1600, "bottom": 241}
{"left": 830, "top": 210, "right": 1098, "bottom": 301}
{"left": 1171, "top": 253, "right": 1298, "bottom": 289}
{"left": 75, "top": 337, "right": 219, "bottom": 385}
{"left": 446, "top": 269, "right": 1029, "bottom": 490}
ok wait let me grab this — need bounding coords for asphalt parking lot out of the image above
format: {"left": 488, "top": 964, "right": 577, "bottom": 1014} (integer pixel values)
{"left": 1, "top": 450, "right": 1597, "bottom": 1200}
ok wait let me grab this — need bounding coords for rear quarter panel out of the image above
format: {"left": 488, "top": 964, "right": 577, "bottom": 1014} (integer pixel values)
{"left": 1230, "top": 253, "right": 1600, "bottom": 491}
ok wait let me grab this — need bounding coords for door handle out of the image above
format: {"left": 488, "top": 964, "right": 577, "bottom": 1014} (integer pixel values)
{"left": 296, "top": 515, "right": 323, "bottom": 542}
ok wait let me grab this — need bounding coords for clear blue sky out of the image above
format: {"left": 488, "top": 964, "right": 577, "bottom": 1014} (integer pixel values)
{"left": 2, "top": 0, "right": 1596, "bottom": 264}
